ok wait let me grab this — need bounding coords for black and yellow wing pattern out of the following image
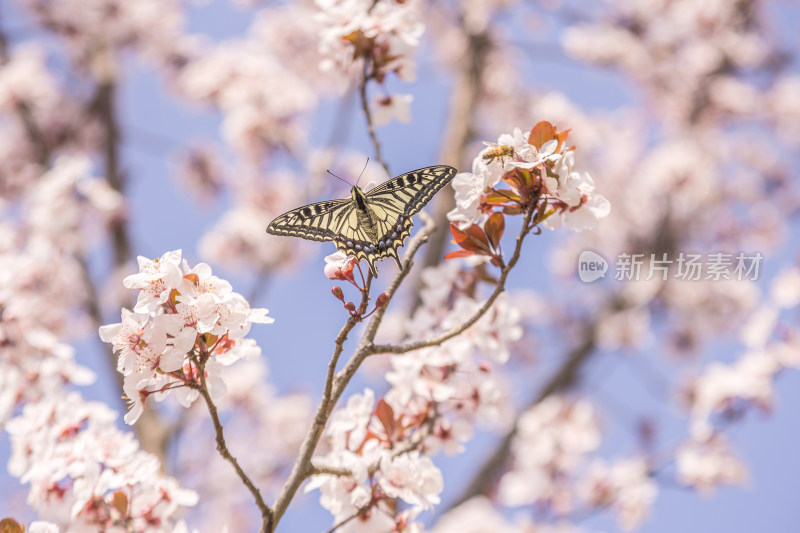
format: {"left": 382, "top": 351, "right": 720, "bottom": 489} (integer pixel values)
{"left": 266, "top": 165, "right": 457, "bottom": 277}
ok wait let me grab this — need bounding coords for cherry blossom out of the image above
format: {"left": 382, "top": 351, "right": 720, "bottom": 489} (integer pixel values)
{"left": 316, "top": 0, "right": 424, "bottom": 82}
{"left": 378, "top": 452, "right": 444, "bottom": 509}
{"left": 100, "top": 250, "right": 273, "bottom": 423}
{"left": 676, "top": 433, "right": 748, "bottom": 493}
{"left": 499, "top": 396, "right": 600, "bottom": 510}
{"left": 7, "top": 392, "right": 197, "bottom": 531}
{"left": 447, "top": 125, "right": 610, "bottom": 232}
{"left": 371, "top": 93, "right": 413, "bottom": 126}
{"left": 580, "top": 457, "right": 657, "bottom": 530}
{"left": 325, "top": 251, "right": 358, "bottom": 281}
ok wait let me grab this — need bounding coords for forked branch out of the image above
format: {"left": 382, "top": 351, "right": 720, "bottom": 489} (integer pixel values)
{"left": 270, "top": 215, "right": 434, "bottom": 530}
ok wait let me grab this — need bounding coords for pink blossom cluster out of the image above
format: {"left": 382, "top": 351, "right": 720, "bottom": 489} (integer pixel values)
{"left": 579, "top": 457, "right": 657, "bottom": 530}
{"left": 20, "top": 0, "right": 187, "bottom": 71}
{"left": 306, "top": 388, "right": 443, "bottom": 533}
{"left": 177, "top": 41, "right": 318, "bottom": 163}
{"left": 675, "top": 266, "right": 800, "bottom": 492}
{"left": 561, "top": 0, "right": 775, "bottom": 123}
{"left": 497, "top": 396, "right": 659, "bottom": 531}
{"left": 686, "top": 268, "right": 800, "bottom": 435}
{"left": 0, "top": 156, "right": 121, "bottom": 423}
{"left": 308, "top": 260, "right": 523, "bottom": 530}
{"left": 99, "top": 250, "right": 274, "bottom": 424}
{"left": 448, "top": 127, "right": 610, "bottom": 231}
{"left": 199, "top": 171, "right": 313, "bottom": 274}
{"left": 675, "top": 434, "right": 747, "bottom": 494}
{"left": 6, "top": 392, "right": 197, "bottom": 532}
{"left": 499, "top": 396, "right": 601, "bottom": 512}
{"left": 170, "top": 5, "right": 335, "bottom": 166}
{"left": 384, "top": 262, "right": 521, "bottom": 447}
{"left": 0, "top": 50, "right": 95, "bottom": 200}
{"left": 316, "top": 0, "right": 424, "bottom": 125}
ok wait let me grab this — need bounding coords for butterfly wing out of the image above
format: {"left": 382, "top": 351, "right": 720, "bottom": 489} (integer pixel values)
{"left": 366, "top": 165, "right": 457, "bottom": 217}
{"left": 266, "top": 165, "right": 457, "bottom": 277}
{"left": 353, "top": 165, "right": 457, "bottom": 275}
{"left": 266, "top": 198, "right": 354, "bottom": 242}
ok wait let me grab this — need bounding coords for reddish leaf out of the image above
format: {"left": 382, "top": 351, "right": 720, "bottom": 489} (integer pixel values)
{"left": 445, "top": 249, "right": 476, "bottom": 260}
{"left": 485, "top": 190, "right": 521, "bottom": 205}
{"left": 449, "top": 223, "right": 492, "bottom": 254}
{"left": 528, "top": 121, "right": 556, "bottom": 149}
{"left": 503, "top": 205, "right": 523, "bottom": 215}
{"left": 112, "top": 491, "right": 129, "bottom": 515}
{"left": 0, "top": 519, "right": 23, "bottom": 533}
{"left": 485, "top": 212, "right": 505, "bottom": 249}
{"left": 375, "top": 398, "right": 395, "bottom": 438}
{"left": 555, "top": 128, "right": 572, "bottom": 152}
{"left": 501, "top": 168, "right": 533, "bottom": 189}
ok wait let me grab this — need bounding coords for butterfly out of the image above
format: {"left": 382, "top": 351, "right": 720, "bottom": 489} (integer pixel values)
{"left": 266, "top": 165, "right": 457, "bottom": 277}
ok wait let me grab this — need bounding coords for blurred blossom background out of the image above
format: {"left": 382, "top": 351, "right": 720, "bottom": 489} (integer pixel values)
{"left": 0, "top": 0, "right": 799, "bottom": 532}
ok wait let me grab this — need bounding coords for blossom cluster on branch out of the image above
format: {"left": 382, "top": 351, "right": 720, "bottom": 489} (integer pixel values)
{"left": 99, "top": 250, "right": 274, "bottom": 424}
{"left": 7, "top": 393, "right": 197, "bottom": 532}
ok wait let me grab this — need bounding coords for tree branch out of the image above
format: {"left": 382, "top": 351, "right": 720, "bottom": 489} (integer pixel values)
{"left": 271, "top": 271, "right": 374, "bottom": 528}
{"left": 409, "top": 28, "right": 491, "bottom": 312}
{"left": 0, "top": 26, "right": 50, "bottom": 166}
{"left": 369, "top": 204, "right": 534, "bottom": 356}
{"left": 359, "top": 58, "right": 390, "bottom": 177}
{"left": 197, "top": 361, "right": 273, "bottom": 531}
{"left": 270, "top": 214, "right": 436, "bottom": 530}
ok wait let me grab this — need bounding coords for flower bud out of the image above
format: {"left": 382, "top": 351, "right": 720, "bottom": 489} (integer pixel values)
{"left": 344, "top": 301, "right": 356, "bottom": 313}
{"left": 331, "top": 286, "right": 345, "bottom": 301}
{"left": 375, "top": 292, "right": 390, "bottom": 308}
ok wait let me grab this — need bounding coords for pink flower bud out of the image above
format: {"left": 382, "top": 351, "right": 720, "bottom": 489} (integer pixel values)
{"left": 375, "top": 292, "right": 390, "bottom": 308}
{"left": 331, "top": 286, "right": 344, "bottom": 301}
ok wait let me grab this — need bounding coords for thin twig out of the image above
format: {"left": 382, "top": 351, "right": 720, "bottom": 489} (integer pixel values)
{"left": 324, "top": 509, "right": 362, "bottom": 533}
{"left": 305, "top": 464, "right": 354, "bottom": 479}
{"left": 197, "top": 361, "right": 273, "bottom": 532}
{"left": 93, "top": 79, "right": 132, "bottom": 266}
{"left": 358, "top": 58, "right": 390, "bottom": 177}
{"left": 368, "top": 204, "right": 535, "bottom": 356}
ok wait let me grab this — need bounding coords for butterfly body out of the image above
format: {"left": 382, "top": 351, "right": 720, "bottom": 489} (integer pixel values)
{"left": 267, "top": 165, "right": 457, "bottom": 277}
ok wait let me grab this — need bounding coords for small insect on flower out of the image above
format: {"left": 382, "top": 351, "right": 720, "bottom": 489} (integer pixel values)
{"left": 482, "top": 143, "right": 516, "bottom": 165}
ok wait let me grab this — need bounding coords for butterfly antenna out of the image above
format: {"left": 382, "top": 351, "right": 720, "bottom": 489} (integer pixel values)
{"left": 355, "top": 157, "right": 370, "bottom": 188}
{"left": 326, "top": 169, "right": 350, "bottom": 186}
